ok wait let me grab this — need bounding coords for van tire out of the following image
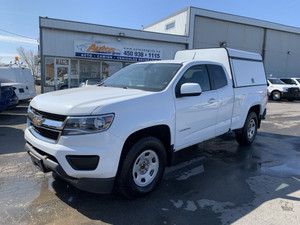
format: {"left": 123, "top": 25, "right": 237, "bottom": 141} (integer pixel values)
{"left": 235, "top": 112, "right": 258, "bottom": 146}
{"left": 116, "top": 136, "right": 166, "bottom": 199}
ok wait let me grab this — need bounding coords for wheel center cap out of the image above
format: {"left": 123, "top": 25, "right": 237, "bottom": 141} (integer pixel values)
{"left": 139, "top": 160, "right": 149, "bottom": 174}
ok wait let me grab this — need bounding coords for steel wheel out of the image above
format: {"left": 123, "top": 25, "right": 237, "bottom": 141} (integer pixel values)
{"left": 247, "top": 119, "right": 256, "bottom": 140}
{"left": 235, "top": 111, "right": 258, "bottom": 146}
{"left": 116, "top": 136, "right": 166, "bottom": 198}
{"left": 132, "top": 150, "right": 159, "bottom": 187}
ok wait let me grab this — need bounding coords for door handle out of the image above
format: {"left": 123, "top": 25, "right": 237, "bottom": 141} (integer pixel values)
{"left": 208, "top": 98, "right": 215, "bottom": 104}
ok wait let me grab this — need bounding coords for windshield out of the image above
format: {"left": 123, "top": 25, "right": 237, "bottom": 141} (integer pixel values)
{"left": 296, "top": 78, "right": 300, "bottom": 83}
{"left": 268, "top": 78, "right": 285, "bottom": 84}
{"left": 102, "top": 63, "right": 182, "bottom": 92}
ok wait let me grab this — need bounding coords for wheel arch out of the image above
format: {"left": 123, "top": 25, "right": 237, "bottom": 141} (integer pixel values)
{"left": 235, "top": 104, "right": 261, "bottom": 134}
{"left": 248, "top": 104, "right": 261, "bottom": 128}
{"left": 118, "top": 125, "right": 173, "bottom": 171}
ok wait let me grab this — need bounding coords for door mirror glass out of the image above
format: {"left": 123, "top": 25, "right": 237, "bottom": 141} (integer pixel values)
{"left": 179, "top": 83, "right": 202, "bottom": 97}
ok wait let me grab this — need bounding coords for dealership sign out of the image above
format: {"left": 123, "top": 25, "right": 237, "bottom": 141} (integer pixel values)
{"left": 74, "top": 41, "right": 162, "bottom": 62}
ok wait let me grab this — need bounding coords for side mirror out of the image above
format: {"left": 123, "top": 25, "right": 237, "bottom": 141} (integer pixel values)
{"left": 178, "top": 83, "right": 202, "bottom": 97}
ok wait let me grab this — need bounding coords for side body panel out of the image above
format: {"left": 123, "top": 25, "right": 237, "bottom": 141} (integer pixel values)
{"left": 231, "top": 86, "right": 267, "bottom": 130}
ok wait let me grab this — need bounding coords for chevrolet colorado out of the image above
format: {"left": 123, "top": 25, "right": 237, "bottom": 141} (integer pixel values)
{"left": 25, "top": 48, "right": 267, "bottom": 198}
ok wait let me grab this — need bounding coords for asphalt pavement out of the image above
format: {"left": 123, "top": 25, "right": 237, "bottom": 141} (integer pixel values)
{"left": 0, "top": 100, "right": 299, "bottom": 225}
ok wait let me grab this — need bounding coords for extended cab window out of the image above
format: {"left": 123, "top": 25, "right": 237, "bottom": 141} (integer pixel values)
{"left": 207, "top": 65, "right": 228, "bottom": 89}
{"left": 176, "top": 65, "right": 211, "bottom": 94}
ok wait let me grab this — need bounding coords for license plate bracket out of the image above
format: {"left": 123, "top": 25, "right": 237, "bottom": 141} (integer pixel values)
{"left": 28, "top": 151, "right": 48, "bottom": 173}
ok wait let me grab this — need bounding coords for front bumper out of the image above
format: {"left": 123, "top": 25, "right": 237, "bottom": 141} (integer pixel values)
{"left": 282, "top": 89, "right": 300, "bottom": 100}
{"left": 26, "top": 142, "right": 115, "bottom": 194}
{"left": 24, "top": 126, "right": 124, "bottom": 194}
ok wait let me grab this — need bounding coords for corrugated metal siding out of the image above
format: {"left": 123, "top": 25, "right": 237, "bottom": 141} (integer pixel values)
{"left": 193, "top": 16, "right": 264, "bottom": 54}
{"left": 264, "top": 30, "right": 300, "bottom": 76}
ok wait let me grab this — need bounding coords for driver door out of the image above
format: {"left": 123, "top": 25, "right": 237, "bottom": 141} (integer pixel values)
{"left": 174, "top": 65, "right": 218, "bottom": 150}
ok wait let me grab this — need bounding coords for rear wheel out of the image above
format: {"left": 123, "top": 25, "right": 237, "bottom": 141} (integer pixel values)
{"left": 116, "top": 136, "right": 166, "bottom": 199}
{"left": 272, "top": 91, "right": 281, "bottom": 101}
{"left": 235, "top": 112, "right": 258, "bottom": 146}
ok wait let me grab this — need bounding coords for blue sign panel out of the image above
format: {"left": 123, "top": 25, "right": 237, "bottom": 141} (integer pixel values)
{"left": 74, "top": 41, "right": 162, "bottom": 62}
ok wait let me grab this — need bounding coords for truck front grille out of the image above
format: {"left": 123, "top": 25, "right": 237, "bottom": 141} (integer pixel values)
{"left": 31, "top": 107, "right": 67, "bottom": 121}
{"left": 28, "top": 107, "right": 67, "bottom": 143}
{"left": 288, "top": 87, "right": 300, "bottom": 93}
{"left": 31, "top": 125, "right": 60, "bottom": 141}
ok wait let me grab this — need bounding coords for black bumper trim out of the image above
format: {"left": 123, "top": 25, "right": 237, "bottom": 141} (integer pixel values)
{"left": 25, "top": 143, "right": 115, "bottom": 194}
{"left": 282, "top": 92, "right": 300, "bottom": 100}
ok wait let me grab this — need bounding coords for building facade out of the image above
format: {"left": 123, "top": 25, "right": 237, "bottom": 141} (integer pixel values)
{"left": 40, "top": 7, "right": 300, "bottom": 92}
{"left": 39, "top": 18, "right": 187, "bottom": 93}
{"left": 145, "top": 7, "right": 300, "bottom": 78}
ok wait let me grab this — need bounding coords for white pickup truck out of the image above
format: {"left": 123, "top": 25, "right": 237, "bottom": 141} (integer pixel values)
{"left": 25, "top": 48, "right": 267, "bottom": 198}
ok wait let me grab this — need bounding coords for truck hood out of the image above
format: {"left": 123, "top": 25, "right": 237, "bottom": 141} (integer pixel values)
{"left": 30, "top": 86, "right": 152, "bottom": 115}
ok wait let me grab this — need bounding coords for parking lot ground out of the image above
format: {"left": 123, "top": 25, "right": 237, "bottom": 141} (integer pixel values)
{"left": 0, "top": 100, "right": 300, "bottom": 225}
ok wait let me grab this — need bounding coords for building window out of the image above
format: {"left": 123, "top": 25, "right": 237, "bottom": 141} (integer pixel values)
{"left": 166, "top": 21, "right": 175, "bottom": 30}
{"left": 79, "top": 60, "right": 101, "bottom": 84}
{"left": 43, "top": 56, "right": 129, "bottom": 91}
{"left": 102, "top": 61, "right": 123, "bottom": 79}
{"left": 45, "top": 57, "right": 54, "bottom": 86}
{"left": 71, "top": 60, "right": 79, "bottom": 88}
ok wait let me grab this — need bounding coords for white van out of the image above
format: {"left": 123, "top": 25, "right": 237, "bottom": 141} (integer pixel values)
{"left": 0, "top": 66, "right": 36, "bottom": 100}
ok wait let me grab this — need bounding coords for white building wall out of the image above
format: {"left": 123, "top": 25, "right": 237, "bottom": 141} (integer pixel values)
{"left": 144, "top": 10, "right": 188, "bottom": 36}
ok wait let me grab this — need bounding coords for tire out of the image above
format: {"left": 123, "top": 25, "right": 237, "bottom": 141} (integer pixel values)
{"left": 272, "top": 91, "right": 281, "bottom": 101}
{"left": 235, "top": 112, "right": 258, "bottom": 146}
{"left": 116, "top": 136, "right": 166, "bottom": 199}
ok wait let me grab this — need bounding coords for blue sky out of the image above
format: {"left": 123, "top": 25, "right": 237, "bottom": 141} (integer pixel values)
{"left": 1, "top": 0, "right": 300, "bottom": 64}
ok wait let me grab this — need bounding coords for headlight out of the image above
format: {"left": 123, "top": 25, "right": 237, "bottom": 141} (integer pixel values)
{"left": 62, "top": 114, "right": 114, "bottom": 135}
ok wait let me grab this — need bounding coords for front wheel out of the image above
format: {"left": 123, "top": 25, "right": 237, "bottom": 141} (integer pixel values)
{"left": 235, "top": 112, "right": 258, "bottom": 146}
{"left": 116, "top": 137, "right": 166, "bottom": 199}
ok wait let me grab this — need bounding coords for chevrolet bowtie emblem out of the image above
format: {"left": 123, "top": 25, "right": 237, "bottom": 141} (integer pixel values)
{"left": 32, "top": 114, "right": 45, "bottom": 126}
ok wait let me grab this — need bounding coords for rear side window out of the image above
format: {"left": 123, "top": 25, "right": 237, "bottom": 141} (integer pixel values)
{"left": 207, "top": 65, "right": 228, "bottom": 89}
